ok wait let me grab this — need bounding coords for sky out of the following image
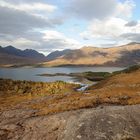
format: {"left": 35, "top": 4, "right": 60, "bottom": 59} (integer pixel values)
{"left": 0, "top": 0, "right": 140, "bottom": 55}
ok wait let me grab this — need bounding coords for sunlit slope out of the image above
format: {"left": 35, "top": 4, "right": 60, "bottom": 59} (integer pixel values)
{"left": 41, "top": 43, "right": 140, "bottom": 67}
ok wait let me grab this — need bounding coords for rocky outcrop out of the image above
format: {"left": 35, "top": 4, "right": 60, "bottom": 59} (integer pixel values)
{"left": 0, "top": 105, "right": 140, "bottom": 140}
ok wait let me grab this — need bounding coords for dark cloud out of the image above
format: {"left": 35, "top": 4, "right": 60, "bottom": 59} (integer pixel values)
{"left": 4, "top": 0, "right": 47, "bottom": 4}
{"left": 0, "top": 6, "right": 62, "bottom": 36}
{"left": 0, "top": 3, "right": 64, "bottom": 53}
{"left": 125, "top": 21, "right": 138, "bottom": 27}
{"left": 120, "top": 33, "right": 140, "bottom": 42}
{"left": 66, "top": 0, "right": 117, "bottom": 20}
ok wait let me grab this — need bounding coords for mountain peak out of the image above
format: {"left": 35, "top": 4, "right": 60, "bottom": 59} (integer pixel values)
{"left": 127, "top": 42, "right": 140, "bottom": 45}
{"left": 0, "top": 45, "right": 45, "bottom": 60}
{"left": 4, "top": 45, "right": 18, "bottom": 50}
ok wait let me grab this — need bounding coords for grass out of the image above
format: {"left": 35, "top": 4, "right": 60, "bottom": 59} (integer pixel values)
{"left": 0, "top": 79, "right": 80, "bottom": 111}
{"left": 0, "top": 79, "right": 79, "bottom": 96}
{"left": 0, "top": 66, "right": 140, "bottom": 115}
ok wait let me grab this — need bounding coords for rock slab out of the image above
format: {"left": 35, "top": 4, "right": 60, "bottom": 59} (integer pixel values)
{"left": 0, "top": 105, "right": 140, "bottom": 140}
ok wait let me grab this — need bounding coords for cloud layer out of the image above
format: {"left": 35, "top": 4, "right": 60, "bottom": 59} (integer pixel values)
{"left": 0, "top": 0, "right": 139, "bottom": 54}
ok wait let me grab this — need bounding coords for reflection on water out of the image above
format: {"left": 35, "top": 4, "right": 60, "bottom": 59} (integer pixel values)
{"left": 0, "top": 67, "right": 125, "bottom": 83}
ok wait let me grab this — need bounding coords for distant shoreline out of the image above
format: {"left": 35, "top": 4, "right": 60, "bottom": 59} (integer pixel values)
{"left": 0, "top": 63, "right": 127, "bottom": 68}
{"left": 38, "top": 71, "right": 112, "bottom": 82}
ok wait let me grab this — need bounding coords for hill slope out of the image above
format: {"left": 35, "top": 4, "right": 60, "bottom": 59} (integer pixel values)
{"left": 43, "top": 43, "right": 140, "bottom": 67}
{"left": 0, "top": 46, "right": 46, "bottom": 66}
{"left": 46, "top": 49, "right": 72, "bottom": 61}
{"left": 0, "top": 67, "right": 140, "bottom": 139}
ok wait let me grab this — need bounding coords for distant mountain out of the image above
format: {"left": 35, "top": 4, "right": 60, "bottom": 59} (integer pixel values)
{"left": 0, "top": 46, "right": 46, "bottom": 66}
{"left": 1, "top": 43, "right": 140, "bottom": 67}
{"left": 46, "top": 49, "right": 72, "bottom": 61}
{"left": 42, "top": 43, "right": 140, "bottom": 67}
{"left": 3, "top": 46, "right": 45, "bottom": 59}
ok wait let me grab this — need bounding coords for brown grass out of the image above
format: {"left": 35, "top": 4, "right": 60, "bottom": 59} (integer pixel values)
{"left": 0, "top": 69, "right": 140, "bottom": 115}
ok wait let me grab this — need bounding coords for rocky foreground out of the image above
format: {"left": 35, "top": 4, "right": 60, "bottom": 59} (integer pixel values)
{"left": 0, "top": 105, "right": 140, "bottom": 140}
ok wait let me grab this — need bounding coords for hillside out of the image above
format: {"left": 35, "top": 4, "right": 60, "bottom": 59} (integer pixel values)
{"left": 0, "top": 46, "right": 46, "bottom": 66}
{"left": 41, "top": 43, "right": 140, "bottom": 67}
{"left": 0, "top": 66, "right": 140, "bottom": 114}
{"left": 46, "top": 49, "right": 72, "bottom": 61}
{"left": 0, "top": 67, "right": 140, "bottom": 139}
{"left": 0, "top": 43, "right": 140, "bottom": 67}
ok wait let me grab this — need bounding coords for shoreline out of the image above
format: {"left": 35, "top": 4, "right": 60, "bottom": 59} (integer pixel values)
{"left": 38, "top": 71, "right": 111, "bottom": 82}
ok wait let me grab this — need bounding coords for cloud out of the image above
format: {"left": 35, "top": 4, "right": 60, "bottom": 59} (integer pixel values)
{"left": 81, "top": 18, "right": 127, "bottom": 39}
{"left": 0, "top": 0, "right": 138, "bottom": 54}
{"left": 120, "top": 33, "right": 140, "bottom": 42}
{"left": 125, "top": 20, "right": 138, "bottom": 27}
{"left": 0, "top": 0, "right": 63, "bottom": 37}
{"left": 0, "top": 6, "right": 53, "bottom": 36}
{"left": 0, "top": 29, "right": 81, "bottom": 54}
{"left": 0, "top": 38, "right": 41, "bottom": 50}
{"left": 66, "top": 0, "right": 117, "bottom": 20}
{"left": 78, "top": 0, "right": 137, "bottom": 46}
{"left": 80, "top": 18, "right": 140, "bottom": 45}
{"left": 0, "top": 0, "right": 65, "bottom": 54}
{"left": 66, "top": 0, "right": 135, "bottom": 20}
{"left": 43, "top": 30, "right": 81, "bottom": 50}
{"left": 115, "top": 0, "right": 135, "bottom": 18}
{"left": 0, "top": 0, "right": 57, "bottom": 17}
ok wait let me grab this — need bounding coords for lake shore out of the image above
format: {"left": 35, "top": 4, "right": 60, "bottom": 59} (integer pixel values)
{"left": 38, "top": 71, "right": 111, "bottom": 83}
{"left": 0, "top": 66, "right": 140, "bottom": 114}
{"left": 0, "top": 66, "right": 125, "bottom": 83}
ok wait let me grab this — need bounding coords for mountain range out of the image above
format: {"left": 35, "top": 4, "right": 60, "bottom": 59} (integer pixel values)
{"left": 0, "top": 46, "right": 46, "bottom": 66}
{"left": 41, "top": 42, "right": 140, "bottom": 67}
{"left": 0, "top": 42, "right": 140, "bottom": 67}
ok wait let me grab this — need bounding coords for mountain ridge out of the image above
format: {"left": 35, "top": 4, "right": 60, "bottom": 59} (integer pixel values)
{"left": 0, "top": 42, "right": 140, "bottom": 67}
{"left": 41, "top": 43, "right": 140, "bottom": 67}
{"left": 0, "top": 46, "right": 46, "bottom": 66}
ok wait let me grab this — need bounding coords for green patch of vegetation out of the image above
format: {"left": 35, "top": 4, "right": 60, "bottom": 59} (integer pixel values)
{"left": 113, "top": 65, "right": 140, "bottom": 75}
{"left": 39, "top": 71, "right": 111, "bottom": 82}
{"left": 82, "top": 71, "right": 111, "bottom": 80}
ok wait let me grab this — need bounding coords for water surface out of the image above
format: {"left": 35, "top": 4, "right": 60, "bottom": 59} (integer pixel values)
{"left": 0, "top": 67, "right": 125, "bottom": 83}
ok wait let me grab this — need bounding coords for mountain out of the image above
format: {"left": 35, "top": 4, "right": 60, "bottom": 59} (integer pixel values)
{"left": 42, "top": 43, "right": 140, "bottom": 67}
{"left": 46, "top": 49, "right": 72, "bottom": 61}
{"left": 1, "top": 43, "right": 140, "bottom": 67}
{"left": 0, "top": 46, "right": 46, "bottom": 66}
{"left": 3, "top": 46, "right": 45, "bottom": 59}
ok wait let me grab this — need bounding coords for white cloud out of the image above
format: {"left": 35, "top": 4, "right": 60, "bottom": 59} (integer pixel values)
{"left": 0, "top": 0, "right": 57, "bottom": 14}
{"left": 0, "top": 0, "right": 138, "bottom": 53}
{"left": 115, "top": 0, "right": 135, "bottom": 18}
{"left": 81, "top": 18, "right": 140, "bottom": 45}
{"left": 81, "top": 18, "right": 127, "bottom": 39}
{"left": 43, "top": 30, "right": 81, "bottom": 50}
{"left": 66, "top": 0, "right": 135, "bottom": 20}
{"left": 0, "top": 38, "right": 41, "bottom": 50}
{"left": 0, "top": 0, "right": 64, "bottom": 53}
{"left": 66, "top": 0, "right": 117, "bottom": 20}
{"left": 125, "top": 20, "right": 138, "bottom": 27}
